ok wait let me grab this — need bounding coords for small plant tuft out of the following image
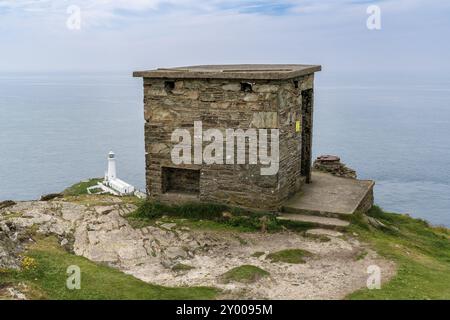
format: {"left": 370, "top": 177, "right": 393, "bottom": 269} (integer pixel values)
{"left": 251, "top": 252, "right": 265, "bottom": 258}
{"left": 172, "top": 263, "right": 195, "bottom": 272}
{"left": 266, "top": 249, "right": 312, "bottom": 264}
{"left": 21, "top": 256, "right": 37, "bottom": 270}
{"left": 221, "top": 265, "right": 269, "bottom": 284}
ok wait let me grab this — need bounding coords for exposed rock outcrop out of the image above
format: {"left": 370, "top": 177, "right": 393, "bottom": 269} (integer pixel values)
{"left": 0, "top": 200, "right": 16, "bottom": 210}
{"left": 40, "top": 193, "right": 63, "bottom": 201}
{"left": 0, "top": 220, "right": 32, "bottom": 269}
{"left": 0, "top": 196, "right": 396, "bottom": 300}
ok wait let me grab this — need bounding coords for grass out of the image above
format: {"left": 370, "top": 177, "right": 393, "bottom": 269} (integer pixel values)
{"left": 266, "top": 249, "right": 312, "bottom": 264}
{"left": 0, "top": 237, "right": 218, "bottom": 300}
{"left": 128, "top": 215, "right": 254, "bottom": 233}
{"left": 251, "top": 252, "right": 265, "bottom": 258}
{"left": 172, "top": 263, "right": 195, "bottom": 272}
{"left": 127, "top": 200, "right": 315, "bottom": 233}
{"left": 221, "top": 265, "right": 269, "bottom": 284}
{"left": 302, "top": 232, "right": 331, "bottom": 242}
{"left": 62, "top": 178, "right": 103, "bottom": 197}
{"left": 347, "top": 206, "right": 450, "bottom": 300}
{"left": 66, "top": 194, "right": 140, "bottom": 207}
{"left": 354, "top": 250, "right": 368, "bottom": 261}
{"left": 1, "top": 211, "right": 23, "bottom": 219}
{"left": 60, "top": 179, "right": 140, "bottom": 207}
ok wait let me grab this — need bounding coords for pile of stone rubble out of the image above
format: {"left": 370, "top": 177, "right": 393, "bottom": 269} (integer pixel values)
{"left": 313, "top": 155, "right": 357, "bottom": 179}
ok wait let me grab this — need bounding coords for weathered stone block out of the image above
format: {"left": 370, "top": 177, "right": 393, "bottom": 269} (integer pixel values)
{"left": 222, "top": 83, "right": 241, "bottom": 91}
{"left": 250, "top": 112, "right": 278, "bottom": 129}
{"left": 150, "top": 106, "right": 179, "bottom": 122}
{"left": 253, "top": 84, "right": 279, "bottom": 93}
{"left": 185, "top": 91, "right": 199, "bottom": 100}
{"left": 243, "top": 93, "right": 260, "bottom": 102}
{"left": 147, "top": 89, "right": 167, "bottom": 97}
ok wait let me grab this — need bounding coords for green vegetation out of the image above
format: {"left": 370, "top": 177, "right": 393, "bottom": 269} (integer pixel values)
{"left": 302, "top": 232, "right": 331, "bottom": 243}
{"left": 127, "top": 200, "right": 315, "bottom": 233}
{"left": 251, "top": 252, "right": 265, "bottom": 258}
{"left": 347, "top": 206, "right": 450, "bottom": 300}
{"left": 61, "top": 179, "right": 140, "bottom": 206}
{"left": 129, "top": 216, "right": 247, "bottom": 232}
{"left": 1, "top": 211, "right": 23, "bottom": 219}
{"left": 354, "top": 250, "right": 368, "bottom": 261}
{"left": 62, "top": 178, "right": 103, "bottom": 197}
{"left": 172, "top": 263, "right": 195, "bottom": 272}
{"left": 266, "top": 249, "right": 312, "bottom": 264}
{"left": 0, "top": 237, "right": 217, "bottom": 300}
{"left": 221, "top": 265, "right": 269, "bottom": 284}
{"left": 66, "top": 194, "right": 140, "bottom": 207}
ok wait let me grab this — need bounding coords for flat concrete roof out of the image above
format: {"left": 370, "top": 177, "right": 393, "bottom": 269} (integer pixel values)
{"left": 133, "top": 64, "right": 321, "bottom": 80}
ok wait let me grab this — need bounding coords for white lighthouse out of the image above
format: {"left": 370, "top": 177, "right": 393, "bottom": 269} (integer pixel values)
{"left": 102, "top": 151, "right": 135, "bottom": 195}
{"left": 87, "top": 151, "right": 145, "bottom": 198}
{"left": 106, "top": 151, "right": 117, "bottom": 181}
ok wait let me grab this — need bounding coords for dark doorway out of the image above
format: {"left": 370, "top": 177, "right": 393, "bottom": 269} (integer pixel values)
{"left": 301, "top": 89, "right": 314, "bottom": 183}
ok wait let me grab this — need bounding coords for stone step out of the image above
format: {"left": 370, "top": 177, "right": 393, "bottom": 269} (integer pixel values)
{"left": 277, "top": 213, "right": 350, "bottom": 230}
{"left": 282, "top": 206, "right": 348, "bottom": 219}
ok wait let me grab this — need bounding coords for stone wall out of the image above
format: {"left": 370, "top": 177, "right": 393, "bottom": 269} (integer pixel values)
{"left": 142, "top": 74, "right": 314, "bottom": 210}
{"left": 355, "top": 182, "right": 375, "bottom": 214}
{"left": 277, "top": 76, "right": 314, "bottom": 204}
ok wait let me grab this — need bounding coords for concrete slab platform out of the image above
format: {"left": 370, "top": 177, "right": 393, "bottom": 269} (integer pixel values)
{"left": 282, "top": 171, "right": 375, "bottom": 218}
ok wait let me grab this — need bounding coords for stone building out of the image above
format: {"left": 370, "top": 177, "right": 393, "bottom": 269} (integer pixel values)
{"left": 134, "top": 64, "right": 321, "bottom": 210}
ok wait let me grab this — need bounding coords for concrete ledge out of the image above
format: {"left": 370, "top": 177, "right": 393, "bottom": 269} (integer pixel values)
{"left": 133, "top": 64, "right": 322, "bottom": 80}
{"left": 282, "top": 172, "right": 375, "bottom": 218}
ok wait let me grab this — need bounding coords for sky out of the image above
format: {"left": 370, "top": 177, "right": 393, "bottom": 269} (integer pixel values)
{"left": 0, "top": 0, "right": 450, "bottom": 75}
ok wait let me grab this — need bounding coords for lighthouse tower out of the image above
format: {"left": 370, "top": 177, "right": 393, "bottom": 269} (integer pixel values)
{"left": 106, "top": 151, "right": 117, "bottom": 181}
{"left": 99, "top": 151, "right": 135, "bottom": 195}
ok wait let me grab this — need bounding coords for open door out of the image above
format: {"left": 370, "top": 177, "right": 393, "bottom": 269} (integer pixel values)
{"left": 301, "top": 89, "right": 313, "bottom": 184}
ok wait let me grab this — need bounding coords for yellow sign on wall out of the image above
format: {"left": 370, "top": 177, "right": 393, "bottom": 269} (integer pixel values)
{"left": 296, "top": 121, "right": 301, "bottom": 132}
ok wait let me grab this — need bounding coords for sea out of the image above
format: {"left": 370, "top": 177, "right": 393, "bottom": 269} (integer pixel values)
{"left": 0, "top": 71, "right": 449, "bottom": 227}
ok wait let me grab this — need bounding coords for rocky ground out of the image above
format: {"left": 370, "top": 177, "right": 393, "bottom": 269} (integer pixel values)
{"left": 0, "top": 197, "right": 396, "bottom": 300}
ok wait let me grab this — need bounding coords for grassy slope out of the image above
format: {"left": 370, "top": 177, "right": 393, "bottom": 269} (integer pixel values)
{"left": 347, "top": 206, "right": 450, "bottom": 300}
{"left": 0, "top": 237, "right": 217, "bottom": 300}
{"left": 62, "top": 178, "right": 103, "bottom": 197}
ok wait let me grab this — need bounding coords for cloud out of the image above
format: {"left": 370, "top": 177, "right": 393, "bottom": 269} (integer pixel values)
{"left": 0, "top": 0, "right": 366, "bottom": 22}
{"left": 0, "top": 0, "right": 449, "bottom": 73}
{"left": 1, "top": 0, "right": 441, "bottom": 24}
